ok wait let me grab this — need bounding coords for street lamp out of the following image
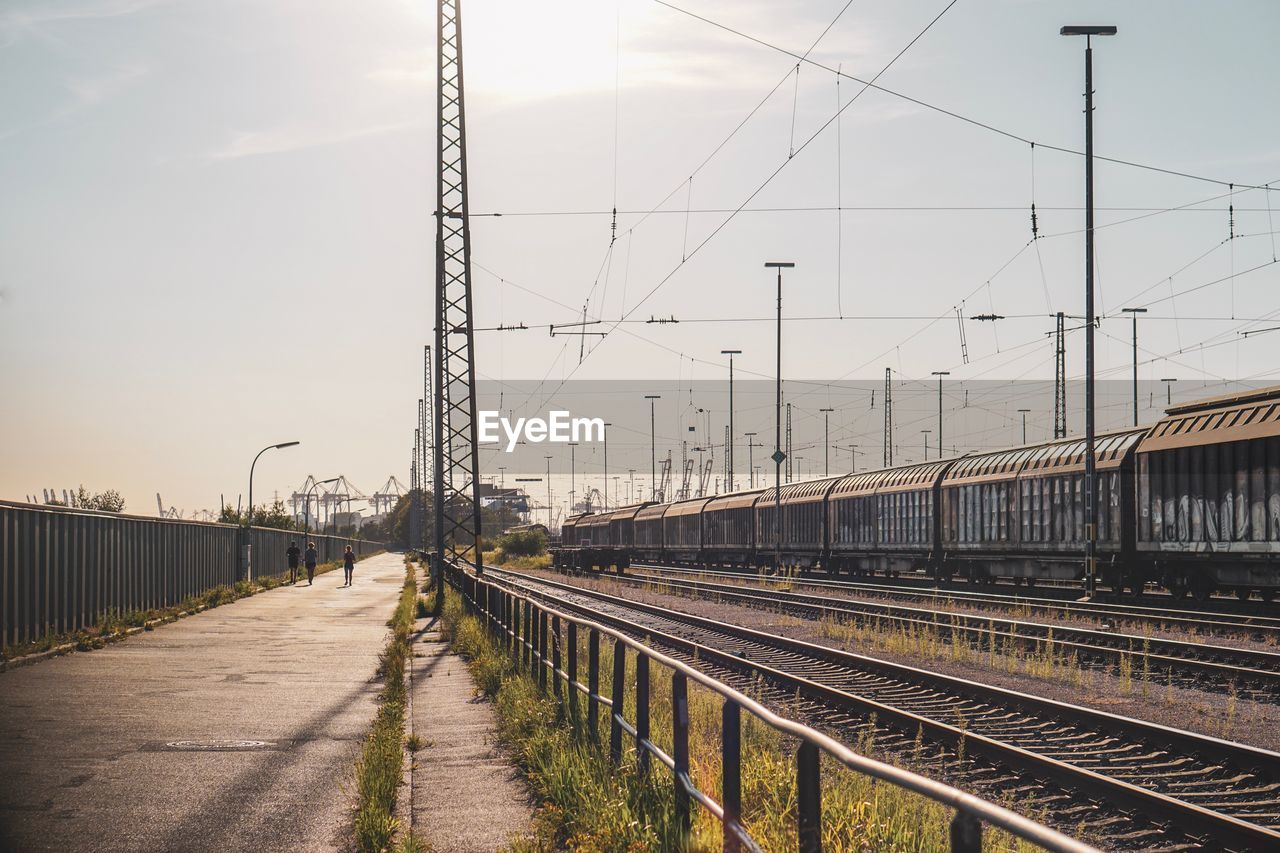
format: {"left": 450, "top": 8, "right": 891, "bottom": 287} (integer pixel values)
{"left": 303, "top": 476, "right": 341, "bottom": 556}
{"left": 243, "top": 440, "right": 299, "bottom": 582}
{"left": 721, "top": 350, "right": 742, "bottom": 491}
{"left": 765, "top": 261, "right": 794, "bottom": 572}
{"left": 568, "top": 442, "right": 579, "bottom": 514}
{"left": 1161, "top": 377, "right": 1177, "bottom": 406}
{"left": 1061, "top": 22, "right": 1117, "bottom": 599}
{"left": 644, "top": 395, "right": 661, "bottom": 502}
{"left": 603, "top": 423, "right": 612, "bottom": 510}
{"left": 744, "top": 432, "right": 758, "bottom": 488}
{"left": 248, "top": 440, "right": 300, "bottom": 525}
{"left": 1121, "top": 307, "right": 1148, "bottom": 425}
{"left": 1018, "top": 409, "right": 1032, "bottom": 444}
{"left": 931, "top": 372, "right": 949, "bottom": 459}
{"left": 545, "top": 455, "right": 554, "bottom": 528}
{"left": 921, "top": 429, "right": 931, "bottom": 461}
{"left": 820, "top": 408, "right": 835, "bottom": 475}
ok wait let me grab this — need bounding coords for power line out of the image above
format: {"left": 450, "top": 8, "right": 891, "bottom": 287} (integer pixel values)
{"left": 653, "top": 0, "right": 1280, "bottom": 192}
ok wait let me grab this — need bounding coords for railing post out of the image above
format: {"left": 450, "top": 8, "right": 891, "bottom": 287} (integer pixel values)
{"left": 588, "top": 628, "right": 600, "bottom": 744}
{"left": 635, "top": 652, "right": 650, "bottom": 775}
{"left": 672, "top": 671, "right": 691, "bottom": 834}
{"left": 722, "top": 699, "right": 742, "bottom": 853}
{"left": 523, "top": 600, "right": 532, "bottom": 670}
{"left": 797, "top": 740, "right": 822, "bottom": 853}
{"left": 609, "top": 638, "right": 625, "bottom": 764}
{"left": 510, "top": 594, "right": 519, "bottom": 662}
{"left": 538, "top": 608, "right": 548, "bottom": 691}
{"left": 567, "top": 621, "right": 579, "bottom": 726}
{"left": 949, "top": 811, "right": 981, "bottom": 853}
{"left": 551, "top": 615, "right": 562, "bottom": 699}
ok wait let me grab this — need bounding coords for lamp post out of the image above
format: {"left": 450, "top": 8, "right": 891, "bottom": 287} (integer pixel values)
{"left": 244, "top": 440, "right": 299, "bottom": 582}
{"left": 545, "top": 455, "right": 554, "bottom": 529}
{"left": 1062, "top": 22, "right": 1117, "bottom": 599}
{"left": 1161, "top": 377, "right": 1176, "bottom": 406}
{"left": 721, "top": 349, "right": 741, "bottom": 491}
{"left": 1121, "top": 307, "right": 1147, "bottom": 425}
{"left": 602, "top": 423, "right": 611, "bottom": 510}
{"left": 930, "top": 371, "right": 949, "bottom": 459}
{"left": 848, "top": 444, "right": 859, "bottom": 474}
{"left": 921, "top": 429, "right": 931, "bottom": 461}
{"left": 765, "top": 261, "right": 794, "bottom": 571}
{"left": 568, "top": 442, "right": 578, "bottom": 514}
{"left": 644, "top": 395, "right": 661, "bottom": 501}
{"left": 303, "top": 476, "right": 340, "bottom": 561}
{"left": 820, "top": 408, "right": 834, "bottom": 476}
{"left": 744, "top": 432, "right": 758, "bottom": 488}
{"left": 1018, "top": 409, "right": 1032, "bottom": 444}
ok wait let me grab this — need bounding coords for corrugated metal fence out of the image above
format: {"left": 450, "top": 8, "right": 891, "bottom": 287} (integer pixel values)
{"left": 0, "top": 500, "right": 390, "bottom": 648}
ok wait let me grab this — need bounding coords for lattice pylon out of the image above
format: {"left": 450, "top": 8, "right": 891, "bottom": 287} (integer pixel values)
{"left": 434, "top": 0, "right": 484, "bottom": 577}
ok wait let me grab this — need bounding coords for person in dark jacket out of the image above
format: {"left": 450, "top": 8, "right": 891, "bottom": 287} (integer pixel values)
{"left": 342, "top": 546, "right": 355, "bottom": 587}
{"left": 304, "top": 542, "right": 318, "bottom": 585}
{"left": 286, "top": 541, "right": 301, "bottom": 584}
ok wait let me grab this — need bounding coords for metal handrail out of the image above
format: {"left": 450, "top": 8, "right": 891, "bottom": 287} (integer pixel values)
{"left": 451, "top": 563, "right": 1095, "bottom": 853}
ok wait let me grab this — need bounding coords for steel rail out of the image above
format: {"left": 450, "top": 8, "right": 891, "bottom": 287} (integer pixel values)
{"left": 453, "top": 563, "right": 1095, "bottom": 853}
{"left": 489, "top": 566, "right": 1280, "bottom": 850}
{"left": 630, "top": 562, "right": 1280, "bottom": 639}
{"left": 615, "top": 569, "right": 1280, "bottom": 695}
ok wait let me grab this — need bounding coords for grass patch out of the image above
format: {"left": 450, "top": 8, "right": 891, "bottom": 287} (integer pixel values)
{"left": 439, "top": 587, "right": 1026, "bottom": 851}
{"left": 352, "top": 561, "right": 418, "bottom": 852}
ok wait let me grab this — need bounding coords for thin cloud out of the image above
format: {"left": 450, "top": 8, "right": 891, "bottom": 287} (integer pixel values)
{"left": 66, "top": 63, "right": 149, "bottom": 104}
{"left": 208, "top": 119, "right": 420, "bottom": 160}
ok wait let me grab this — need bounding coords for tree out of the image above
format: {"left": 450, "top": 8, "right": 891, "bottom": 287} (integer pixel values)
{"left": 67, "top": 486, "right": 125, "bottom": 513}
{"left": 220, "top": 499, "right": 301, "bottom": 531}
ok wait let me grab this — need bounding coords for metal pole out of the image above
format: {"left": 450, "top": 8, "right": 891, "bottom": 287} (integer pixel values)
{"left": 1062, "top": 24, "right": 1116, "bottom": 598}
{"left": 545, "top": 455, "right": 553, "bottom": 528}
{"left": 1018, "top": 409, "right": 1031, "bottom": 444}
{"left": 765, "top": 261, "right": 794, "bottom": 571}
{"left": 603, "top": 424, "right": 611, "bottom": 510}
{"left": 931, "top": 371, "right": 949, "bottom": 459}
{"left": 1123, "top": 308, "right": 1147, "bottom": 425}
{"left": 820, "top": 408, "right": 834, "bottom": 476}
{"left": 722, "top": 350, "right": 741, "bottom": 491}
{"left": 645, "top": 395, "right": 660, "bottom": 501}
{"left": 921, "top": 430, "right": 931, "bottom": 461}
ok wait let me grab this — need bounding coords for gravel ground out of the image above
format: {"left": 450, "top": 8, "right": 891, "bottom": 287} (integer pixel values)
{"left": 525, "top": 569, "right": 1280, "bottom": 753}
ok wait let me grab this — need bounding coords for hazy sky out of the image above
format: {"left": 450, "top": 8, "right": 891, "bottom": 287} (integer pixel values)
{"left": 2, "top": 0, "right": 1278, "bottom": 515}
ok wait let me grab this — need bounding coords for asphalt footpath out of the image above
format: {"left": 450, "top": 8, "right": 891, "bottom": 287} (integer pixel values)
{"left": 0, "top": 551, "right": 407, "bottom": 852}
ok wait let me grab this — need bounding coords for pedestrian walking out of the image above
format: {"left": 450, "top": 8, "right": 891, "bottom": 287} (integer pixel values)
{"left": 286, "top": 541, "right": 301, "bottom": 584}
{"left": 304, "top": 542, "right": 318, "bottom": 585}
{"left": 342, "top": 546, "right": 355, "bottom": 586}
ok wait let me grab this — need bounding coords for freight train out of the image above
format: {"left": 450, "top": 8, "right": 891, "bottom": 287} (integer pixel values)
{"left": 551, "top": 385, "right": 1280, "bottom": 603}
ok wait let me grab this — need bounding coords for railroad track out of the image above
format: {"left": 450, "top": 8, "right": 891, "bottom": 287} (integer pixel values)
{"left": 630, "top": 563, "right": 1280, "bottom": 643}
{"left": 483, "top": 565, "right": 1280, "bottom": 851}
{"left": 607, "top": 568, "right": 1280, "bottom": 699}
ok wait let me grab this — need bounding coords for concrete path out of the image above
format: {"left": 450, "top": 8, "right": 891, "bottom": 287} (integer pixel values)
{"left": 407, "top": 619, "right": 532, "bottom": 851}
{"left": 0, "top": 551, "right": 407, "bottom": 852}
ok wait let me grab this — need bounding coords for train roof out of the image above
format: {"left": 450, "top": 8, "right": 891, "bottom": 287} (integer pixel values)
{"left": 942, "top": 427, "right": 1146, "bottom": 485}
{"left": 760, "top": 476, "right": 844, "bottom": 506}
{"left": 704, "top": 488, "right": 767, "bottom": 511}
{"left": 1140, "top": 384, "right": 1280, "bottom": 453}
{"left": 829, "top": 459, "right": 956, "bottom": 499}
{"left": 665, "top": 496, "right": 715, "bottom": 517}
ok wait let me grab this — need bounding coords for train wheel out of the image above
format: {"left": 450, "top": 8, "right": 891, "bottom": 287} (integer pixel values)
{"left": 1190, "top": 576, "right": 1214, "bottom": 604}
{"left": 1025, "top": 577, "right": 1037, "bottom": 588}
{"left": 1261, "top": 589, "right": 1277, "bottom": 603}
{"left": 1235, "top": 588, "right": 1253, "bottom": 602}
{"left": 1167, "top": 580, "right": 1188, "bottom": 601}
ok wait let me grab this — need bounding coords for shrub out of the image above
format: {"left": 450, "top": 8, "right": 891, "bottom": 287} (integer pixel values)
{"left": 494, "top": 529, "right": 547, "bottom": 562}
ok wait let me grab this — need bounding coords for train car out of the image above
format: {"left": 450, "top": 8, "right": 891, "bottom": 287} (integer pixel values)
{"left": 607, "top": 502, "right": 653, "bottom": 561}
{"left": 939, "top": 429, "right": 1145, "bottom": 587}
{"left": 551, "top": 512, "right": 591, "bottom": 571}
{"left": 1135, "top": 385, "right": 1280, "bottom": 601}
{"left": 662, "top": 497, "right": 714, "bottom": 565}
{"left": 827, "top": 460, "right": 955, "bottom": 579}
{"left": 756, "top": 477, "right": 843, "bottom": 570}
{"left": 632, "top": 503, "right": 669, "bottom": 564}
{"left": 702, "top": 488, "right": 765, "bottom": 567}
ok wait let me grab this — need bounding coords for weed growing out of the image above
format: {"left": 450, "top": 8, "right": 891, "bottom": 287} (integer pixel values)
{"left": 438, "top": 587, "right": 1016, "bottom": 851}
{"left": 352, "top": 561, "right": 418, "bottom": 852}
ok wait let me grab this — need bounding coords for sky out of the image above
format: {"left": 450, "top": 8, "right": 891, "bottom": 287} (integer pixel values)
{"left": 2, "top": 0, "right": 1278, "bottom": 516}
